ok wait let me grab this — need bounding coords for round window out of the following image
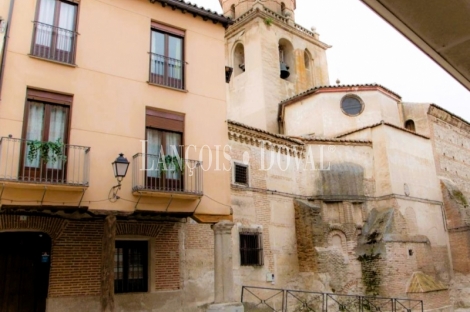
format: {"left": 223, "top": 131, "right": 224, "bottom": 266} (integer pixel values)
{"left": 341, "top": 95, "right": 364, "bottom": 116}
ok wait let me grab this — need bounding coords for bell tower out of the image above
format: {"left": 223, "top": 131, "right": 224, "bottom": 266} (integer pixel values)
{"left": 220, "top": 0, "right": 296, "bottom": 20}
{"left": 223, "top": 0, "right": 330, "bottom": 133}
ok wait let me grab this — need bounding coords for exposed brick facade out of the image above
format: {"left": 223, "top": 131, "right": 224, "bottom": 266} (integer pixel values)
{"left": 0, "top": 215, "right": 183, "bottom": 297}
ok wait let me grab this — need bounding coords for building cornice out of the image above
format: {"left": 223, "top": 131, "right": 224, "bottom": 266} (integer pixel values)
{"left": 228, "top": 120, "right": 373, "bottom": 157}
{"left": 149, "top": 0, "right": 233, "bottom": 28}
{"left": 428, "top": 104, "right": 470, "bottom": 133}
{"left": 225, "top": 6, "right": 330, "bottom": 50}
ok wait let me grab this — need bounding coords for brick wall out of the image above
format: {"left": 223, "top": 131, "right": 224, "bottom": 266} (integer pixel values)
{"left": 408, "top": 290, "right": 451, "bottom": 310}
{"left": 49, "top": 220, "right": 102, "bottom": 297}
{"left": 449, "top": 229, "right": 470, "bottom": 274}
{"left": 0, "top": 214, "right": 183, "bottom": 296}
{"left": 154, "top": 222, "right": 181, "bottom": 291}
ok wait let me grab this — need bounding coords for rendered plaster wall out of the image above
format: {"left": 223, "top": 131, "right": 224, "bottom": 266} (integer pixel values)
{"left": 366, "top": 125, "right": 442, "bottom": 200}
{"left": 0, "top": 0, "right": 231, "bottom": 216}
{"left": 283, "top": 90, "right": 401, "bottom": 137}
{"left": 401, "top": 102, "right": 432, "bottom": 136}
{"left": 226, "top": 10, "right": 329, "bottom": 133}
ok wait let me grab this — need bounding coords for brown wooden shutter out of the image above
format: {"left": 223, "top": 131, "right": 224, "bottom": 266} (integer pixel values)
{"left": 151, "top": 21, "right": 185, "bottom": 37}
{"left": 146, "top": 108, "right": 184, "bottom": 132}
{"left": 27, "top": 89, "right": 73, "bottom": 105}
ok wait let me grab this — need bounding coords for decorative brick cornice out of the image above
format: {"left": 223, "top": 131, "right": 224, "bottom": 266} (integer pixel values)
{"left": 228, "top": 120, "right": 305, "bottom": 157}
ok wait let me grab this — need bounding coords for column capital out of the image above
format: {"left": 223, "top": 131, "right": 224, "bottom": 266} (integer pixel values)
{"left": 212, "top": 220, "right": 235, "bottom": 234}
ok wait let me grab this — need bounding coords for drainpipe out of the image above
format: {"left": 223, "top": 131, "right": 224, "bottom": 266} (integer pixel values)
{"left": 0, "top": 0, "right": 16, "bottom": 101}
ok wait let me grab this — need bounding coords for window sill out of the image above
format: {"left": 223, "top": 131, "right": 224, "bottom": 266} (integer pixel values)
{"left": 147, "top": 82, "right": 188, "bottom": 93}
{"left": 28, "top": 54, "right": 77, "bottom": 68}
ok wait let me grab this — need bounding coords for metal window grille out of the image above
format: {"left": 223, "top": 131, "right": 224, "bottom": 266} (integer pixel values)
{"left": 240, "top": 232, "right": 263, "bottom": 266}
{"left": 234, "top": 164, "right": 248, "bottom": 185}
{"left": 114, "top": 241, "right": 148, "bottom": 293}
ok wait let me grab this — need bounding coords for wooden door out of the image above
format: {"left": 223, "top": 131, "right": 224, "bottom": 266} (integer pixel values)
{"left": 0, "top": 232, "right": 51, "bottom": 312}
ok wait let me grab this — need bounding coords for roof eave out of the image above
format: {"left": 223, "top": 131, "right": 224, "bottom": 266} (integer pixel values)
{"left": 150, "top": 0, "right": 233, "bottom": 27}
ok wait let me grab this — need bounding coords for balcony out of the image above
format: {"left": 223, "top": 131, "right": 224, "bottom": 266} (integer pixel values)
{"left": 0, "top": 137, "right": 90, "bottom": 189}
{"left": 132, "top": 153, "right": 202, "bottom": 199}
{"left": 149, "top": 53, "right": 184, "bottom": 90}
{"left": 30, "top": 21, "right": 78, "bottom": 65}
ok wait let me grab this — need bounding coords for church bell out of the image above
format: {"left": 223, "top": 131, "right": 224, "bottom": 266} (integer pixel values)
{"left": 280, "top": 62, "right": 290, "bottom": 79}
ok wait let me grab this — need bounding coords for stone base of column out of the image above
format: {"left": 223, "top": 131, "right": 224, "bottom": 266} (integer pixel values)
{"left": 206, "top": 302, "right": 244, "bottom": 312}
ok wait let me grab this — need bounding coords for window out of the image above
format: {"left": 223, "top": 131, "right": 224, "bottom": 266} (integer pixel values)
{"left": 31, "top": 0, "right": 78, "bottom": 64}
{"left": 22, "top": 89, "right": 71, "bottom": 182}
{"left": 145, "top": 109, "right": 184, "bottom": 191}
{"left": 240, "top": 231, "right": 263, "bottom": 266}
{"left": 234, "top": 163, "right": 248, "bottom": 185}
{"left": 150, "top": 22, "right": 185, "bottom": 89}
{"left": 340, "top": 95, "right": 364, "bottom": 116}
{"left": 114, "top": 241, "right": 148, "bottom": 293}
{"left": 405, "top": 120, "right": 416, "bottom": 132}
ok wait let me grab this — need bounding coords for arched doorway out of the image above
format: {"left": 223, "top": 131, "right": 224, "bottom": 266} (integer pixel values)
{"left": 0, "top": 232, "right": 51, "bottom": 312}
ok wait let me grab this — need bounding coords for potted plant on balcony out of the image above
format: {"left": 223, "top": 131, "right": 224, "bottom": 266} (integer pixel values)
{"left": 159, "top": 155, "right": 184, "bottom": 174}
{"left": 27, "top": 138, "right": 67, "bottom": 163}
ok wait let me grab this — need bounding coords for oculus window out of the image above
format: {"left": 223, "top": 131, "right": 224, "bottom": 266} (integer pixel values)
{"left": 341, "top": 95, "right": 364, "bottom": 116}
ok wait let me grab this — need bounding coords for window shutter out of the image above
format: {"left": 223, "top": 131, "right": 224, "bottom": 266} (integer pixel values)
{"left": 27, "top": 89, "right": 73, "bottom": 105}
{"left": 146, "top": 108, "right": 184, "bottom": 132}
{"left": 151, "top": 21, "right": 185, "bottom": 37}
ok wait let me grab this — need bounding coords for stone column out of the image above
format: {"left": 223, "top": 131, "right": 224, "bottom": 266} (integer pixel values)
{"left": 207, "top": 220, "right": 244, "bottom": 312}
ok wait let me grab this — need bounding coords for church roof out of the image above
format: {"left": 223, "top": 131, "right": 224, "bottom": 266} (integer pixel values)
{"left": 149, "top": 0, "right": 233, "bottom": 27}
{"left": 335, "top": 120, "right": 430, "bottom": 139}
{"left": 279, "top": 84, "right": 402, "bottom": 107}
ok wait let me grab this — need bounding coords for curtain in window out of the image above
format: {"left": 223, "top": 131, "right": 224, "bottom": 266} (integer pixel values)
{"left": 150, "top": 31, "right": 165, "bottom": 75}
{"left": 36, "top": 0, "right": 55, "bottom": 47}
{"left": 146, "top": 128, "right": 162, "bottom": 178}
{"left": 168, "top": 36, "right": 183, "bottom": 79}
{"left": 46, "top": 105, "right": 67, "bottom": 169}
{"left": 57, "top": 2, "right": 77, "bottom": 51}
{"left": 165, "top": 131, "right": 182, "bottom": 179}
{"left": 25, "top": 103, "right": 45, "bottom": 168}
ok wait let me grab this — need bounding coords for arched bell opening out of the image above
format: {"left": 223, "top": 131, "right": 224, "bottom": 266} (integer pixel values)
{"left": 279, "top": 38, "right": 295, "bottom": 81}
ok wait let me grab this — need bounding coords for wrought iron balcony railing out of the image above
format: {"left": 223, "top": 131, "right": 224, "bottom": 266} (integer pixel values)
{"left": 149, "top": 52, "right": 184, "bottom": 90}
{"left": 132, "top": 153, "right": 202, "bottom": 196}
{"left": 0, "top": 137, "right": 90, "bottom": 186}
{"left": 31, "top": 21, "right": 78, "bottom": 65}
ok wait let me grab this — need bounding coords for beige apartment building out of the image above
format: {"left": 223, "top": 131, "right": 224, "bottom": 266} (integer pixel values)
{"left": 0, "top": 0, "right": 236, "bottom": 311}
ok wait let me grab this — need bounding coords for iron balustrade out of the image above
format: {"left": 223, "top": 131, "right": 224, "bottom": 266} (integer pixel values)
{"left": 0, "top": 137, "right": 90, "bottom": 186}
{"left": 31, "top": 21, "right": 78, "bottom": 64}
{"left": 149, "top": 52, "right": 184, "bottom": 89}
{"left": 241, "top": 286, "right": 424, "bottom": 312}
{"left": 132, "top": 153, "right": 202, "bottom": 196}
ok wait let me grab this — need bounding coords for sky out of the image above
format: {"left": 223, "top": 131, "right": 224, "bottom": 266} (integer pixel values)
{"left": 194, "top": 0, "right": 470, "bottom": 122}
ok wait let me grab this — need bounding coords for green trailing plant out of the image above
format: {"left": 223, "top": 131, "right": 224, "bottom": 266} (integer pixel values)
{"left": 452, "top": 189, "right": 468, "bottom": 206}
{"left": 158, "top": 155, "right": 184, "bottom": 174}
{"left": 357, "top": 249, "right": 381, "bottom": 297}
{"left": 264, "top": 17, "right": 273, "bottom": 26}
{"left": 27, "top": 138, "right": 67, "bottom": 164}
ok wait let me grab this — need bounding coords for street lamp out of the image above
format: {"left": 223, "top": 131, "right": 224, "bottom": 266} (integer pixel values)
{"left": 109, "top": 153, "right": 130, "bottom": 202}
{"left": 112, "top": 153, "right": 130, "bottom": 184}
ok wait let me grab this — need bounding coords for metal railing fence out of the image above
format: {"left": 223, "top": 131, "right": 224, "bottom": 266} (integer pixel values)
{"left": 241, "top": 286, "right": 424, "bottom": 312}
